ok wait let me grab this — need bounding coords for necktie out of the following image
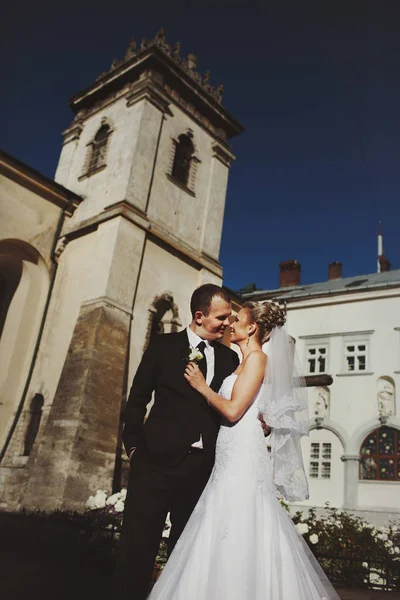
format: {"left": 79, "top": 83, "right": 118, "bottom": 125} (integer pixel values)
{"left": 197, "top": 341, "right": 207, "bottom": 379}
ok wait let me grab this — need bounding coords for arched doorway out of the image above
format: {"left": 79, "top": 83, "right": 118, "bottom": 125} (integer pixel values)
{"left": 0, "top": 240, "right": 49, "bottom": 452}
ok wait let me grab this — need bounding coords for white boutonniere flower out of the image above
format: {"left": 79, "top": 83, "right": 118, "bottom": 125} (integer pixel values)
{"left": 187, "top": 346, "right": 204, "bottom": 363}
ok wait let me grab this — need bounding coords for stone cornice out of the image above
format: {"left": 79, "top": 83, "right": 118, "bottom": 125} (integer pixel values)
{"left": 126, "top": 77, "right": 173, "bottom": 114}
{"left": 299, "top": 330, "right": 375, "bottom": 340}
{"left": 212, "top": 141, "right": 235, "bottom": 167}
{"left": 0, "top": 149, "right": 82, "bottom": 216}
{"left": 61, "top": 122, "right": 84, "bottom": 145}
{"left": 81, "top": 296, "right": 133, "bottom": 317}
{"left": 336, "top": 372, "right": 374, "bottom": 377}
{"left": 62, "top": 200, "right": 223, "bottom": 278}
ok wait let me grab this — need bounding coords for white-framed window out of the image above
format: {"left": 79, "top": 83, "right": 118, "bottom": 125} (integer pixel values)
{"left": 306, "top": 345, "right": 328, "bottom": 374}
{"left": 344, "top": 341, "right": 368, "bottom": 373}
{"left": 309, "top": 442, "right": 332, "bottom": 479}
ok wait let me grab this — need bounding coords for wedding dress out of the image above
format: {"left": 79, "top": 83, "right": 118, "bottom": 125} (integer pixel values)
{"left": 148, "top": 373, "right": 340, "bottom": 600}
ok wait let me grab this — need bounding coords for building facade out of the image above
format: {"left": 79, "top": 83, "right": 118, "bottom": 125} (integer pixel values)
{"left": 243, "top": 260, "right": 400, "bottom": 525}
{"left": 0, "top": 30, "right": 243, "bottom": 512}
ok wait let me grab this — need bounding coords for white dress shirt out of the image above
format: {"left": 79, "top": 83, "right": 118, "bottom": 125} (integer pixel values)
{"left": 186, "top": 326, "right": 215, "bottom": 449}
{"left": 186, "top": 326, "right": 215, "bottom": 385}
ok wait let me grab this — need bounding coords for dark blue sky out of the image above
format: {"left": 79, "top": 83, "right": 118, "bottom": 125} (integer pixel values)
{"left": 2, "top": 0, "right": 399, "bottom": 291}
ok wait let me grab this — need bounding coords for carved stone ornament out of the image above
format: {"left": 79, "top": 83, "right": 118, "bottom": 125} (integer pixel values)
{"left": 54, "top": 236, "right": 69, "bottom": 261}
{"left": 124, "top": 38, "right": 137, "bottom": 60}
{"left": 377, "top": 377, "right": 395, "bottom": 418}
{"left": 314, "top": 387, "right": 330, "bottom": 419}
{"left": 100, "top": 29, "right": 224, "bottom": 104}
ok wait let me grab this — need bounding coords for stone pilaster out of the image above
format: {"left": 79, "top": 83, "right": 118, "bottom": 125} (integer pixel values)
{"left": 200, "top": 142, "right": 234, "bottom": 261}
{"left": 341, "top": 453, "right": 360, "bottom": 509}
{"left": 55, "top": 119, "right": 84, "bottom": 188}
{"left": 21, "top": 299, "right": 130, "bottom": 511}
{"left": 125, "top": 96, "right": 166, "bottom": 214}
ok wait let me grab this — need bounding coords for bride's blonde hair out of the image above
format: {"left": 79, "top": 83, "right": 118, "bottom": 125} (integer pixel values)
{"left": 242, "top": 301, "right": 286, "bottom": 343}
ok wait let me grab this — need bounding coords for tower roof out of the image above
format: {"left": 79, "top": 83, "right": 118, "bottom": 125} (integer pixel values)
{"left": 68, "top": 29, "right": 244, "bottom": 142}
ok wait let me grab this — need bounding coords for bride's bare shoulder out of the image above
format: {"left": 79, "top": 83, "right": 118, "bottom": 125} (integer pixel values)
{"left": 243, "top": 350, "right": 267, "bottom": 369}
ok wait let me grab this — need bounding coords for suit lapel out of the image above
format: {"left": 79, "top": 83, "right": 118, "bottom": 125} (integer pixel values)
{"left": 174, "top": 329, "right": 207, "bottom": 404}
{"left": 174, "top": 332, "right": 230, "bottom": 398}
{"left": 174, "top": 329, "right": 192, "bottom": 376}
{"left": 176, "top": 328, "right": 190, "bottom": 354}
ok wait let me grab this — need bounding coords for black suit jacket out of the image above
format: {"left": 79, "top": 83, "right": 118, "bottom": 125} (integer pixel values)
{"left": 122, "top": 330, "right": 239, "bottom": 466}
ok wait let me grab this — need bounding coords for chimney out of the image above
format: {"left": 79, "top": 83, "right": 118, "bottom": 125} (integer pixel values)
{"left": 328, "top": 261, "right": 342, "bottom": 280}
{"left": 279, "top": 260, "right": 301, "bottom": 288}
{"left": 379, "top": 255, "right": 391, "bottom": 272}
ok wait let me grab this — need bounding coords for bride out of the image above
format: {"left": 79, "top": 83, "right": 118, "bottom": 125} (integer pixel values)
{"left": 148, "top": 301, "right": 340, "bottom": 600}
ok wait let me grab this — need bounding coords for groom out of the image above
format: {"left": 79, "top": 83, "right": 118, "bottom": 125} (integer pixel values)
{"left": 116, "top": 284, "right": 239, "bottom": 599}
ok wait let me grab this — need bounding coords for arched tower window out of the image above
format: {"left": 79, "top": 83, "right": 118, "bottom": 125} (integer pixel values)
{"left": 143, "top": 292, "right": 181, "bottom": 352}
{"left": 171, "top": 134, "right": 194, "bottom": 186}
{"left": 80, "top": 121, "right": 113, "bottom": 180}
{"left": 89, "top": 124, "right": 110, "bottom": 173}
{"left": 359, "top": 426, "right": 400, "bottom": 481}
{"left": 168, "top": 132, "right": 199, "bottom": 194}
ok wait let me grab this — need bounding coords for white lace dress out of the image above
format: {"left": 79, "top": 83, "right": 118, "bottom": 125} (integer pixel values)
{"left": 148, "top": 374, "right": 340, "bottom": 600}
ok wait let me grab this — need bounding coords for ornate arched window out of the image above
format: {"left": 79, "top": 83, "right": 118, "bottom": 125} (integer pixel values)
{"left": 80, "top": 121, "right": 112, "bottom": 180}
{"left": 143, "top": 292, "right": 181, "bottom": 352}
{"left": 89, "top": 124, "right": 111, "bottom": 173}
{"left": 172, "top": 134, "right": 194, "bottom": 186}
{"left": 359, "top": 426, "right": 400, "bottom": 481}
{"left": 168, "top": 132, "right": 199, "bottom": 194}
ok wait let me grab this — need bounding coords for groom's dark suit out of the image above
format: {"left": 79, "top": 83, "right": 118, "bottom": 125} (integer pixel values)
{"left": 117, "top": 329, "right": 239, "bottom": 599}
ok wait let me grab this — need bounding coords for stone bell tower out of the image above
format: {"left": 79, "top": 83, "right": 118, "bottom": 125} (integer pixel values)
{"left": 4, "top": 30, "right": 243, "bottom": 512}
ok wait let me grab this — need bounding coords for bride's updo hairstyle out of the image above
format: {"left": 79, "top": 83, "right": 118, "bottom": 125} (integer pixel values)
{"left": 242, "top": 301, "right": 286, "bottom": 343}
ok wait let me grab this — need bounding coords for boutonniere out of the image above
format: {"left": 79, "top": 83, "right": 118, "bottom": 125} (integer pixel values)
{"left": 184, "top": 346, "right": 204, "bottom": 364}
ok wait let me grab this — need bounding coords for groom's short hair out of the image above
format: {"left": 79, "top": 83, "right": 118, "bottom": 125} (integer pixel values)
{"left": 190, "top": 284, "right": 231, "bottom": 317}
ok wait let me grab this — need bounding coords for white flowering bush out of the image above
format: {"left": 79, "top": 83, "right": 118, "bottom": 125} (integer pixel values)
{"left": 85, "top": 488, "right": 171, "bottom": 569}
{"left": 295, "top": 522, "right": 309, "bottom": 535}
{"left": 291, "top": 505, "right": 400, "bottom": 591}
{"left": 84, "top": 489, "right": 127, "bottom": 537}
{"left": 86, "top": 489, "right": 172, "bottom": 575}
{"left": 84, "top": 492, "right": 400, "bottom": 590}
{"left": 86, "top": 489, "right": 127, "bottom": 511}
